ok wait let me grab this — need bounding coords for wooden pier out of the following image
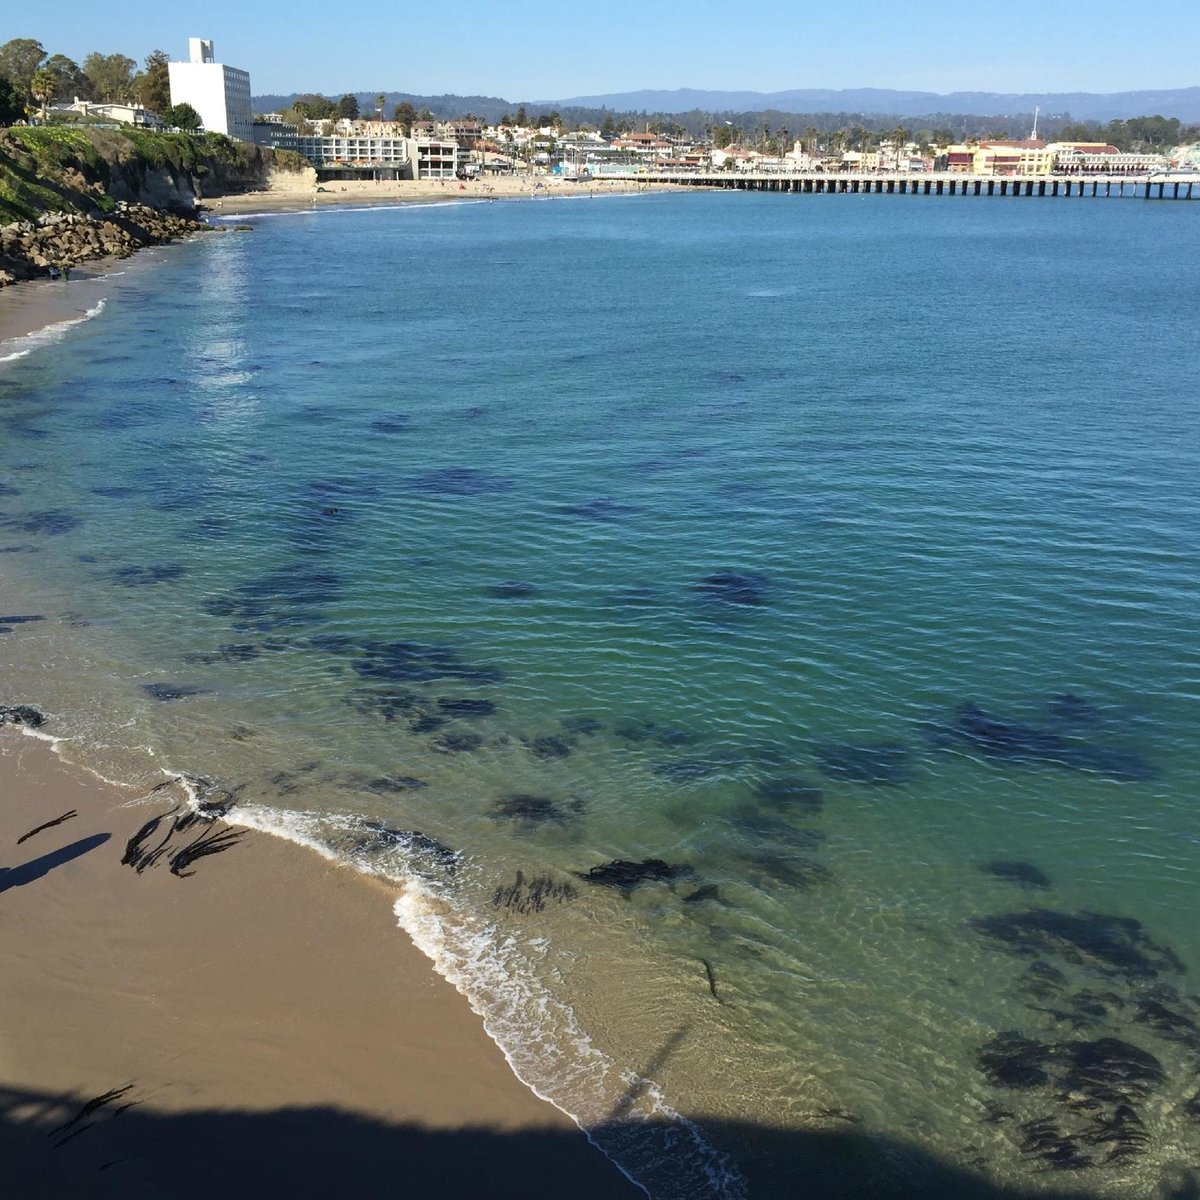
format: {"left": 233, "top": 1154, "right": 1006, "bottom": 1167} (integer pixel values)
{"left": 636, "top": 172, "right": 1199, "bottom": 201}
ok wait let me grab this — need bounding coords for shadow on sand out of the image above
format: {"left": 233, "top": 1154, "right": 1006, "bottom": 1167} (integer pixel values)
{"left": 0, "top": 833, "right": 110, "bottom": 894}
{"left": 3, "top": 1083, "right": 1197, "bottom": 1200}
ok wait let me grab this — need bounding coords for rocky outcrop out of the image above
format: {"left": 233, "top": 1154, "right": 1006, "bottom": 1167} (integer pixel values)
{"left": 0, "top": 202, "right": 215, "bottom": 286}
{"left": 0, "top": 128, "right": 307, "bottom": 285}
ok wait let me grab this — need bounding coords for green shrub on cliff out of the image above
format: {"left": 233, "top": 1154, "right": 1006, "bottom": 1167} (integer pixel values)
{"left": 0, "top": 126, "right": 303, "bottom": 223}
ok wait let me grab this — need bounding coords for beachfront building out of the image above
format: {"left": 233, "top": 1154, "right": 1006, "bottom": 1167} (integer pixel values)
{"left": 841, "top": 149, "right": 882, "bottom": 171}
{"left": 51, "top": 98, "right": 163, "bottom": 129}
{"left": 410, "top": 135, "right": 458, "bottom": 179}
{"left": 167, "top": 39, "right": 253, "bottom": 142}
{"left": 251, "top": 120, "right": 457, "bottom": 181}
{"left": 942, "top": 141, "right": 1052, "bottom": 174}
{"left": 1046, "top": 142, "right": 1169, "bottom": 174}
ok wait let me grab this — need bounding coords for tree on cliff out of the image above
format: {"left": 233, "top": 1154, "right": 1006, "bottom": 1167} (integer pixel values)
{"left": 83, "top": 52, "right": 136, "bottom": 103}
{"left": 162, "top": 102, "right": 202, "bottom": 131}
{"left": 133, "top": 50, "right": 171, "bottom": 114}
{"left": 0, "top": 77, "right": 22, "bottom": 126}
{"left": 0, "top": 38, "right": 46, "bottom": 101}
{"left": 43, "top": 54, "right": 89, "bottom": 102}
{"left": 29, "top": 67, "right": 56, "bottom": 119}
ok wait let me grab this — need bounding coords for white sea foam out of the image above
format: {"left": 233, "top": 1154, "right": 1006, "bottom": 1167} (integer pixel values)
{"left": 394, "top": 888, "right": 748, "bottom": 1200}
{"left": 0, "top": 298, "right": 107, "bottom": 364}
{"left": 204, "top": 799, "right": 745, "bottom": 1198}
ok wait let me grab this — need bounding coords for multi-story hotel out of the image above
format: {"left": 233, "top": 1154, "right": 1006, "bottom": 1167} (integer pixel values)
{"left": 167, "top": 38, "right": 253, "bottom": 141}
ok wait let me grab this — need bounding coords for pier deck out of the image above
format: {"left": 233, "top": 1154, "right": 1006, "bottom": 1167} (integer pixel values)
{"left": 636, "top": 172, "right": 1198, "bottom": 201}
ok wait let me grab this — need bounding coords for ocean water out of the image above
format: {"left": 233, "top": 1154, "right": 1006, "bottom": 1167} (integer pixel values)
{"left": 2, "top": 190, "right": 1199, "bottom": 1198}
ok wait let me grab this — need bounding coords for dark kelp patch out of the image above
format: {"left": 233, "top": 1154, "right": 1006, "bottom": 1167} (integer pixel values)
{"left": 142, "top": 682, "right": 209, "bottom": 702}
{"left": 122, "top": 805, "right": 244, "bottom": 877}
{"left": 927, "top": 700, "right": 1157, "bottom": 782}
{"left": 1132, "top": 986, "right": 1200, "bottom": 1051}
{"left": 431, "top": 730, "right": 484, "bottom": 754}
{"left": 0, "top": 613, "right": 43, "bottom": 627}
{"left": 980, "top": 860, "right": 1052, "bottom": 890}
{"left": 977, "top": 1031, "right": 1166, "bottom": 1169}
{"left": 749, "top": 852, "right": 834, "bottom": 890}
{"left": 409, "top": 467, "right": 514, "bottom": 496}
{"left": 1, "top": 509, "right": 80, "bottom": 535}
{"left": 559, "top": 497, "right": 641, "bottom": 521}
{"left": 695, "top": 571, "right": 770, "bottom": 607}
{"left": 436, "top": 697, "right": 497, "bottom": 718}
{"left": 362, "top": 774, "right": 428, "bottom": 793}
{"left": 574, "top": 858, "right": 690, "bottom": 898}
{"left": 352, "top": 639, "right": 502, "bottom": 685}
{"left": 17, "top": 809, "right": 77, "bottom": 845}
{"left": 521, "top": 734, "right": 574, "bottom": 760}
{"left": 356, "top": 822, "right": 459, "bottom": 875}
{"left": 109, "top": 564, "right": 187, "bottom": 587}
{"left": 753, "top": 775, "right": 824, "bottom": 816}
{"left": 561, "top": 715, "right": 604, "bottom": 735}
{"left": 490, "top": 794, "right": 583, "bottom": 824}
{"left": 972, "top": 909, "right": 1184, "bottom": 982}
{"left": 493, "top": 870, "right": 578, "bottom": 914}
{"left": 612, "top": 716, "right": 695, "bottom": 748}
{"left": 484, "top": 580, "right": 540, "bottom": 599}
{"left": 812, "top": 740, "right": 915, "bottom": 786}
{"left": 370, "top": 413, "right": 412, "bottom": 434}
{"left": 184, "top": 643, "right": 263, "bottom": 665}
{"left": 201, "top": 568, "right": 343, "bottom": 631}
{"left": 48, "top": 1083, "right": 138, "bottom": 1149}
{"left": 0, "top": 704, "right": 48, "bottom": 728}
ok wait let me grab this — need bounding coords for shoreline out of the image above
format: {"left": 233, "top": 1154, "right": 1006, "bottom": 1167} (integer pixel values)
{"left": 203, "top": 173, "right": 680, "bottom": 216}
{"left": 0, "top": 176, "right": 679, "bottom": 349}
{"left": 0, "top": 261, "right": 123, "bottom": 352}
{"left": 0, "top": 728, "right": 644, "bottom": 1198}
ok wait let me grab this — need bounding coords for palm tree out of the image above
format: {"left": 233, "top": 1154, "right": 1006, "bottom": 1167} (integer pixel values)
{"left": 892, "top": 125, "right": 911, "bottom": 169}
{"left": 30, "top": 67, "right": 56, "bottom": 121}
{"left": 805, "top": 125, "right": 819, "bottom": 157}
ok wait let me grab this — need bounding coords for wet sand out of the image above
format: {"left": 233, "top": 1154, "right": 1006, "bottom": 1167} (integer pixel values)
{"left": 0, "top": 266, "right": 119, "bottom": 348}
{"left": 0, "top": 731, "right": 643, "bottom": 1198}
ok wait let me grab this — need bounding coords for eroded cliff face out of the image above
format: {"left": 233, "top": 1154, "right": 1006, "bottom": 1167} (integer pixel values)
{"left": 105, "top": 160, "right": 201, "bottom": 211}
{"left": 0, "top": 128, "right": 309, "bottom": 223}
{"left": 0, "top": 129, "right": 302, "bottom": 284}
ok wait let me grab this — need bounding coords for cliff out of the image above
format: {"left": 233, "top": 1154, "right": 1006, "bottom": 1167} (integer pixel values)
{"left": 0, "top": 126, "right": 309, "bottom": 222}
{"left": 0, "top": 126, "right": 308, "bottom": 285}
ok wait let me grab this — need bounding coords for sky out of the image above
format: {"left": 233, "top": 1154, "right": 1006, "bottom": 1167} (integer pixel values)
{"left": 26, "top": 0, "right": 1200, "bottom": 100}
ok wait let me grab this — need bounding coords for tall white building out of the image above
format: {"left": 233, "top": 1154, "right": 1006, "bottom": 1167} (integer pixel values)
{"left": 167, "top": 38, "right": 253, "bottom": 141}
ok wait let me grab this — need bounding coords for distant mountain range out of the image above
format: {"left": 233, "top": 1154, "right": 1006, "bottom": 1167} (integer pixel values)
{"left": 251, "top": 86, "right": 1200, "bottom": 125}
{"left": 535, "top": 87, "right": 1200, "bottom": 123}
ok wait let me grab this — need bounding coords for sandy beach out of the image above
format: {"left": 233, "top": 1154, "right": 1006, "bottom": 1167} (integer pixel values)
{"left": 0, "top": 265, "right": 121, "bottom": 350}
{"left": 205, "top": 172, "right": 678, "bottom": 215}
{"left": 0, "top": 730, "right": 644, "bottom": 1198}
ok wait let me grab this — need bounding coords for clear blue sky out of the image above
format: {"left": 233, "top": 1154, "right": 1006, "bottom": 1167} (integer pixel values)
{"left": 29, "top": 0, "right": 1200, "bottom": 99}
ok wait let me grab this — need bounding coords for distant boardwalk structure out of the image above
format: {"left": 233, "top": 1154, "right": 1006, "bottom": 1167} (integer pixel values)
{"left": 637, "top": 172, "right": 1199, "bottom": 201}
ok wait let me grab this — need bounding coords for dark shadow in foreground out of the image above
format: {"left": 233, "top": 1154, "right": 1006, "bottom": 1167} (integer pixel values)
{"left": 0, "top": 833, "right": 110, "bottom": 894}
{"left": 3, "top": 1084, "right": 1198, "bottom": 1200}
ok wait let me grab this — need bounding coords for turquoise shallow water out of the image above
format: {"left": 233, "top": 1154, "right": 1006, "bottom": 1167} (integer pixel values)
{"left": 2, "top": 191, "right": 1200, "bottom": 1197}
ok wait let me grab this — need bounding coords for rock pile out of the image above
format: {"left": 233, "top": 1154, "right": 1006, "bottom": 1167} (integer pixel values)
{"left": 0, "top": 202, "right": 212, "bottom": 286}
